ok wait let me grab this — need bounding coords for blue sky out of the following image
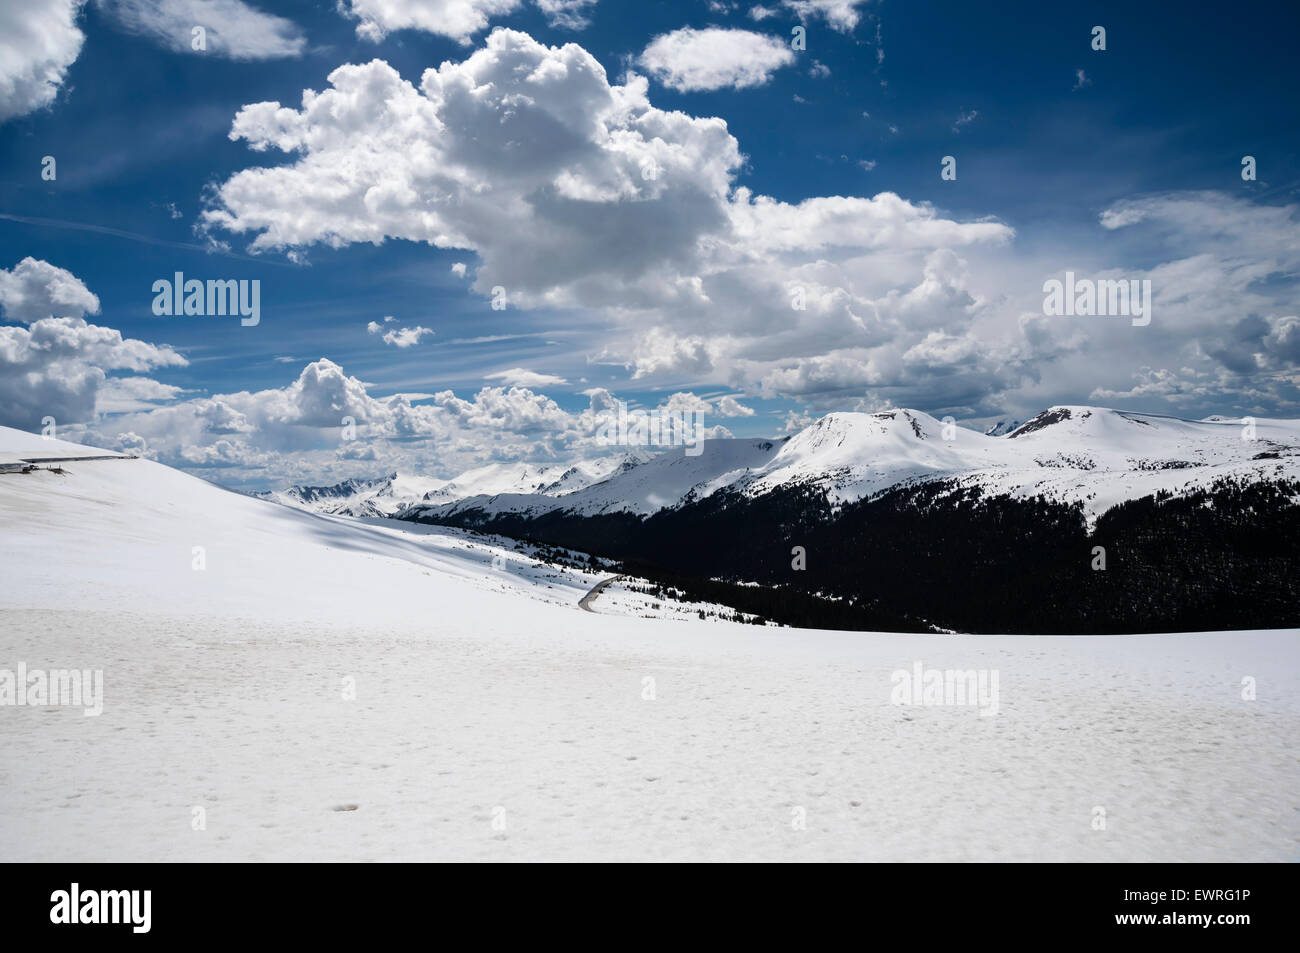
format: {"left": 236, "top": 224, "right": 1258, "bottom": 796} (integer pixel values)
{"left": 2, "top": 0, "right": 1298, "bottom": 488}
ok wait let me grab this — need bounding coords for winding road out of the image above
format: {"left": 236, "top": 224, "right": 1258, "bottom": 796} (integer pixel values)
{"left": 578, "top": 574, "right": 622, "bottom": 612}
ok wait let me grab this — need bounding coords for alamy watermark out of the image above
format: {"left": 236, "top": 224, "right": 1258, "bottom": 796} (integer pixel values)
{"left": 50, "top": 884, "right": 150, "bottom": 933}
{"left": 890, "top": 661, "right": 999, "bottom": 716}
{"left": 1042, "top": 271, "right": 1151, "bottom": 326}
{"left": 595, "top": 400, "right": 705, "bottom": 456}
{"left": 152, "top": 272, "right": 260, "bottom": 326}
{"left": 1, "top": 662, "right": 103, "bottom": 716}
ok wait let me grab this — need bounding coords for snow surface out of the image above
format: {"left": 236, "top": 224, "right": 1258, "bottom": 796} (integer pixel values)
{"left": 1, "top": 425, "right": 1297, "bottom": 861}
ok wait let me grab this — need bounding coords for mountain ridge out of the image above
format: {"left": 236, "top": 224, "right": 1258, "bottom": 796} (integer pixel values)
{"left": 394, "top": 405, "right": 1300, "bottom": 526}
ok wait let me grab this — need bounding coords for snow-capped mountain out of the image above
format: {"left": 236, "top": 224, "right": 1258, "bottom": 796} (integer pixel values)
{"left": 258, "top": 451, "right": 656, "bottom": 517}
{"left": 984, "top": 419, "right": 1021, "bottom": 436}
{"left": 415, "top": 437, "right": 785, "bottom": 520}
{"left": 403, "top": 406, "right": 1300, "bottom": 526}
{"left": 255, "top": 472, "right": 448, "bottom": 518}
{"left": 415, "top": 454, "right": 650, "bottom": 506}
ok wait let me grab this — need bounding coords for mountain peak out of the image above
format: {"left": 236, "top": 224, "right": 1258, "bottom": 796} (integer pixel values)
{"left": 1008, "top": 405, "right": 1127, "bottom": 438}
{"left": 984, "top": 419, "right": 1021, "bottom": 437}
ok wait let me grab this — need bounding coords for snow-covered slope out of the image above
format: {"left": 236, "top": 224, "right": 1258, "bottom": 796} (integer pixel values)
{"left": 0, "top": 427, "right": 729, "bottom": 624}
{"left": 0, "top": 429, "right": 603, "bottom": 623}
{"left": 1, "top": 423, "right": 1297, "bottom": 862}
{"left": 0, "top": 428, "right": 123, "bottom": 471}
{"left": 405, "top": 406, "right": 1300, "bottom": 526}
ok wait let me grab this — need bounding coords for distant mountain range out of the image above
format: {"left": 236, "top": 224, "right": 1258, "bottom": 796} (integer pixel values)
{"left": 254, "top": 452, "right": 655, "bottom": 518}
{"left": 392, "top": 405, "right": 1299, "bottom": 525}
{"left": 262, "top": 406, "right": 1300, "bottom": 633}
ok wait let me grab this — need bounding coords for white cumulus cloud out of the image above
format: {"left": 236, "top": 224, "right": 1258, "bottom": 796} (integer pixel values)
{"left": 0, "top": 258, "right": 186, "bottom": 429}
{"left": 638, "top": 27, "right": 794, "bottom": 92}
{"left": 367, "top": 320, "right": 434, "bottom": 347}
{"left": 199, "top": 29, "right": 1023, "bottom": 413}
{"left": 781, "top": 0, "right": 869, "bottom": 32}
{"left": 341, "top": 0, "right": 522, "bottom": 43}
{"left": 0, "top": 0, "right": 85, "bottom": 123}
{"left": 0, "top": 256, "right": 100, "bottom": 323}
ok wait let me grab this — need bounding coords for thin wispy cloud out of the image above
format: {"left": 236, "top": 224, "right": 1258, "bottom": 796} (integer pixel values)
{"left": 99, "top": 0, "right": 307, "bottom": 59}
{"left": 485, "top": 368, "right": 569, "bottom": 388}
